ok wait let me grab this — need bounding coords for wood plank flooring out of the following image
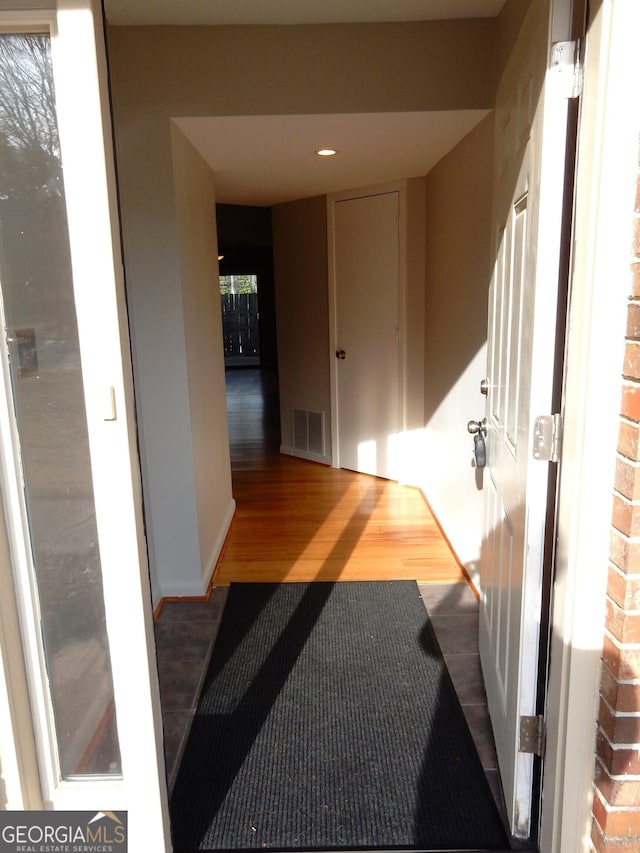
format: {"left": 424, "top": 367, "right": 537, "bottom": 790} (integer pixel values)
{"left": 213, "top": 368, "right": 466, "bottom": 587}
{"left": 157, "top": 369, "right": 502, "bottom": 818}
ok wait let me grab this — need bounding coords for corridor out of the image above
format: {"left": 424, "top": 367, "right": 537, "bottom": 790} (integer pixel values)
{"left": 154, "top": 368, "right": 506, "bottom": 835}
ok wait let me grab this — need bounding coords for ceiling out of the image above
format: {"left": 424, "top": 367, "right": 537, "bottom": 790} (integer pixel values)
{"left": 105, "top": 1, "right": 504, "bottom": 207}
{"left": 174, "top": 112, "right": 490, "bottom": 207}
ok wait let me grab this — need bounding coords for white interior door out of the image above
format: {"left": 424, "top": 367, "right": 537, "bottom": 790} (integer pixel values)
{"left": 333, "top": 191, "right": 399, "bottom": 479}
{"left": 479, "top": 0, "right": 574, "bottom": 838}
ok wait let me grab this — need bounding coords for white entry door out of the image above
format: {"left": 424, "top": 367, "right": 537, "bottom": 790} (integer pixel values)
{"left": 332, "top": 191, "right": 400, "bottom": 479}
{"left": 479, "top": 0, "right": 575, "bottom": 838}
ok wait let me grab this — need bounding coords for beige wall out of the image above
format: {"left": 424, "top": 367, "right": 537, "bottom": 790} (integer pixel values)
{"left": 112, "top": 105, "right": 195, "bottom": 602}
{"left": 107, "top": 21, "right": 496, "bottom": 117}
{"left": 496, "top": 0, "right": 533, "bottom": 78}
{"left": 272, "top": 196, "right": 331, "bottom": 460}
{"left": 405, "top": 177, "right": 428, "bottom": 434}
{"left": 422, "top": 114, "right": 495, "bottom": 581}
{"left": 171, "top": 125, "right": 235, "bottom": 595}
{"left": 273, "top": 180, "right": 428, "bottom": 473}
{"left": 106, "top": 20, "right": 498, "bottom": 598}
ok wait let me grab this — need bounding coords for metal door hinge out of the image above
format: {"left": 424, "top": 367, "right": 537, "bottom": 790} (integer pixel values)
{"left": 550, "top": 40, "right": 583, "bottom": 99}
{"left": 532, "top": 414, "right": 562, "bottom": 463}
{"left": 519, "top": 714, "right": 546, "bottom": 757}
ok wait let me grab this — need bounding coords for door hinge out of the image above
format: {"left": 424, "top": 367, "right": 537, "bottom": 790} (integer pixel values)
{"left": 519, "top": 714, "right": 546, "bottom": 757}
{"left": 550, "top": 40, "right": 583, "bottom": 99}
{"left": 532, "top": 413, "right": 562, "bottom": 463}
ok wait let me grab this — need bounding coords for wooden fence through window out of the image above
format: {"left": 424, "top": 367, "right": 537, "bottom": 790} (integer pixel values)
{"left": 221, "top": 293, "right": 260, "bottom": 360}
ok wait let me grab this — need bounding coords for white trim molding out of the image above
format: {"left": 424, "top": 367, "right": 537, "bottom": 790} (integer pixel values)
{"left": 541, "top": 1, "right": 640, "bottom": 850}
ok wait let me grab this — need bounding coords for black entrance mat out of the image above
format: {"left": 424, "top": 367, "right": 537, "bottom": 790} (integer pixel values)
{"left": 170, "top": 581, "right": 508, "bottom": 851}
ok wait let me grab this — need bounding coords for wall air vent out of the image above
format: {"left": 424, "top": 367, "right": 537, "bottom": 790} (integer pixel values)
{"left": 292, "top": 408, "right": 325, "bottom": 457}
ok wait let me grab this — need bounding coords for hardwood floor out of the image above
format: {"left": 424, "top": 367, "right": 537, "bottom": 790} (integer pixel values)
{"left": 157, "top": 369, "right": 503, "bottom": 821}
{"left": 213, "top": 367, "right": 467, "bottom": 587}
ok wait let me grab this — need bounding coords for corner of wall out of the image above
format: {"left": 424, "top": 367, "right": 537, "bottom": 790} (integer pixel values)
{"left": 421, "top": 117, "right": 493, "bottom": 574}
{"left": 200, "top": 498, "right": 236, "bottom": 592}
{"left": 272, "top": 196, "right": 331, "bottom": 455}
{"left": 171, "top": 125, "right": 235, "bottom": 596}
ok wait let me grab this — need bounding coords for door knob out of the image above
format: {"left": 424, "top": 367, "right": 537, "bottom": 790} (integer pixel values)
{"left": 336, "top": 349, "right": 346, "bottom": 360}
{"left": 467, "top": 419, "right": 486, "bottom": 435}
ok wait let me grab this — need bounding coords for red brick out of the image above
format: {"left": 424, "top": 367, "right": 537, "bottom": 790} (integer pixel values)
{"left": 593, "top": 787, "right": 609, "bottom": 831}
{"left": 627, "top": 303, "right": 640, "bottom": 339}
{"left": 633, "top": 218, "right": 640, "bottom": 257}
{"left": 606, "top": 597, "right": 624, "bottom": 640}
{"left": 592, "top": 816, "right": 640, "bottom": 853}
{"left": 611, "top": 530, "right": 628, "bottom": 571}
{"left": 597, "top": 729, "right": 640, "bottom": 775}
{"left": 612, "top": 495, "right": 631, "bottom": 537}
{"left": 615, "top": 457, "right": 640, "bottom": 502}
{"left": 621, "top": 383, "right": 640, "bottom": 421}
{"left": 624, "top": 343, "right": 640, "bottom": 380}
{"left": 608, "top": 564, "right": 629, "bottom": 608}
{"left": 619, "top": 420, "right": 640, "bottom": 461}
{"left": 608, "top": 564, "right": 640, "bottom": 610}
{"left": 612, "top": 494, "right": 640, "bottom": 538}
{"left": 631, "top": 264, "right": 640, "bottom": 299}
{"left": 602, "top": 633, "right": 640, "bottom": 681}
{"left": 610, "top": 529, "right": 640, "bottom": 574}
{"left": 596, "top": 758, "right": 640, "bottom": 806}
{"left": 601, "top": 664, "right": 640, "bottom": 713}
{"left": 599, "top": 697, "right": 640, "bottom": 744}
{"left": 600, "top": 806, "right": 640, "bottom": 837}
{"left": 594, "top": 789, "right": 640, "bottom": 838}
{"left": 606, "top": 598, "right": 640, "bottom": 645}
{"left": 622, "top": 610, "right": 640, "bottom": 644}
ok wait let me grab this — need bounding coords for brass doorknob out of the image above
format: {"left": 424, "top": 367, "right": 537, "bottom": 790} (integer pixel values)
{"left": 467, "top": 419, "right": 486, "bottom": 435}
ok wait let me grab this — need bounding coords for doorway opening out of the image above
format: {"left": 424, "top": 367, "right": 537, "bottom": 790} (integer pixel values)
{"left": 157, "top": 366, "right": 511, "bottom": 849}
{"left": 216, "top": 203, "right": 281, "bottom": 464}
{"left": 220, "top": 273, "right": 260, "bottom": 367}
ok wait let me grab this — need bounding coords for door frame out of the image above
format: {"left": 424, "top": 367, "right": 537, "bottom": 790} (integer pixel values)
{"left": 0, "top": 1, "right": 171, "bottom": 847}
{"left": 540, "top": 0, "right": 640, "bottom": 849}
{"left": 327, "top": 180, "right": 407, "bottom": 476}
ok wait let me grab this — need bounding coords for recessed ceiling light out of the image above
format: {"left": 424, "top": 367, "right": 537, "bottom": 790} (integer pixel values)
{"left": 316, "top": 148, "right": 337, "bottom": 157}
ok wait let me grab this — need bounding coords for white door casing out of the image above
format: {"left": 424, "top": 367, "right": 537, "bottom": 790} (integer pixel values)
{"left": 479, "top": 0, "right": 575, "bottom": 837}
{"left": 329, "top": 188, "right": 401, "bottom": 480}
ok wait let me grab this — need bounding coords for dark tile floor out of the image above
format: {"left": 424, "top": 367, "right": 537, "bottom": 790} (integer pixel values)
{"left": 418, "top": 581, "right": 506, "bottom": 820}
{"left": 155, "top": 588, "right": 228, "bottom": 792}
{"left": 154, "top": 579, "right": 506, "bottom": 825}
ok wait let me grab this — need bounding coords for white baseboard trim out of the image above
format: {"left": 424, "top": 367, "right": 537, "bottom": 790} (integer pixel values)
{"left": 158, "top": 498, "right": 236, "bottom": 599}
{"left": 150, "top": 578, "right": 163, "bottom": 612}
{"left": 280, "top": 444, "right": 331, "bottom": 466}
{"left": 202, "top": 498, "right": 236, "bottom": 590}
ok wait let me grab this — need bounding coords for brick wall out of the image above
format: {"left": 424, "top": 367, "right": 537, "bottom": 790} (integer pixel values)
{"left": 591, "top": 141, "right": 640, "bottom": 852}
